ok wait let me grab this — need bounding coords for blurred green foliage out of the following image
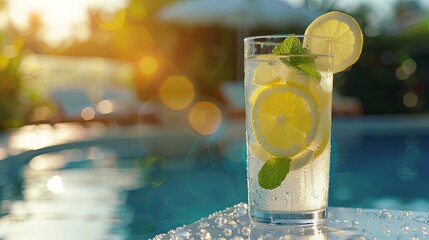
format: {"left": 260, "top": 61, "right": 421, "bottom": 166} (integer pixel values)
{"left": 0, "top": 31, "right": 25, "bottom": 131}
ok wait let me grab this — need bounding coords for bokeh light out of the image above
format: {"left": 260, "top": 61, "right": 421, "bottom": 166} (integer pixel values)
{"left": 402, "top": 58, "right": 417, "bottom": 75}
{"left": 188, "top": 101, "right": 222, "bottom": 136}
{"left": 138, "top": 56, "right": 158, "bottom": 75}
{"left": 97, "top": 100, "right": 114, "bottom": 114}
{"left": 159, "top": 76, "right": 195, "bottom": 110}
{"left": 129, "top": 0, "right": 148, "bottom": 20}
{"left": 113, "top": 25, "right": 154, "bottom": 53}
{"left": 96, "top": 8, "right": 126, "bottom": 31}
{"left": 81, "top": 106, "right": 96, "bottom": 121}
{"left": 403, "top": 92, "right": 418, "bottom": 108}
{"left": 30, "top": 105, "right": 53, "bottom": 122}
{"left": 0, "top": 10, "right": 8, "bottom": 31}
{"left": 2, "top": 45, "right": 19, "bottom": 59}
{"left": 46, "top": 175, "right": 64, "bottom": 194}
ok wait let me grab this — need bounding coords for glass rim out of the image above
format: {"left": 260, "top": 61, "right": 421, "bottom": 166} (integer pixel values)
{"left": 244, "top": 34, "right": 333, "bottom": 44}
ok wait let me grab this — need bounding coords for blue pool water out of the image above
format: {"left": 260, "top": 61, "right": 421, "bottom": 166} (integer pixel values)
{"left": 331, "top": 115, "right": 429, "bottom": 211}
{"left": 0, "top": 115, "right": 428, "bottom": 239}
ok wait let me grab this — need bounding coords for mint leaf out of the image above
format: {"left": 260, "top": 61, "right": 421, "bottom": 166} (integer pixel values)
{"left": 280, "top": 57, "right": 321, "bottom": 81}
{"left": 297, "top": 63, "right": 321, "bottom": 81}
{"left": 273, "top": 36, "right": 321, "bottom": 82}
{"left": 258, "top": 157, "right": 291, "bottom": 190}
{"left": 272, "top": 37, "right": 307, "bottom": 55}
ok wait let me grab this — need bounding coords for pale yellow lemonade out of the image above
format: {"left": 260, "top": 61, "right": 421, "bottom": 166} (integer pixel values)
{"left": 244, "top": 10, "right": 363, "bottom": 224}
{"left": 245, "top": 53, "right": 332, "bottom": 216}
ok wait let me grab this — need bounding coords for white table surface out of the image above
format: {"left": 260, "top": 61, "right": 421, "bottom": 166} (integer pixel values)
{"left": 152, "top": 202, "right": 429, "bottom": 239}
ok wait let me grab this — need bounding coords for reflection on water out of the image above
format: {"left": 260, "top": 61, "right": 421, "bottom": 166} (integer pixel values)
{"left": 0, "top": 147, "right": 142, "bottom": 239}
{"left": 0, "top": 123, "right": 247, "bottom": 239}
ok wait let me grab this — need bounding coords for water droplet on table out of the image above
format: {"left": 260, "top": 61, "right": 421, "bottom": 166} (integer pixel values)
{"left": 198, "top": 221, "right": 210, "bottom": 229}
{"left": 242, "top": 226, "right": 250, "bottom": 236}
{"left": 173, "top": 228, "right": 191, "bottom": 239}
{"left": 215, "top": 216, "right": 228, "bottom": 226}
{"left": 378, "top": 209, "right": 392, "bottom": 220}
{"left": 223, "top": 228, "right": 232, "bottom": 236}
{"left": 402, "top": 223, "right": 410, "bottom": 233}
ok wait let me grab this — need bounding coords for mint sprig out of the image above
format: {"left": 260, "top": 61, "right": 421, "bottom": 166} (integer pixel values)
{"left": 272, "top": 37, "right": 321, "bottom": 82}
{"left": 273, "top": 37, "right": 307, "bottom": 55}
{"left": 258, "top": 157, "right": 291, "bottom": 190}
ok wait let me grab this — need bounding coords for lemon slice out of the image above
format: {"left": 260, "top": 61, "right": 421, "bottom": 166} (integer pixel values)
{"left": 252, "top": 61, "right": 281, "bottom": 86}
{"left": 304, "top": 11, "right": 363, "bottom": 73}
{"left": 251, "top": 85, "right": 318, "bottom": 157}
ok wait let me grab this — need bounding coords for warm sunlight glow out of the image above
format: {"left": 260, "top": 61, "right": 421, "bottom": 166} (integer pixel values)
{"left": 29, "top": 105, "right": 52, "bottom": 122}
{"left": 138, "top": 56, "right": 158, "bottom": 75}
{"left": 159, "top": 76, "right": 195, "bottom": 110}
{"left": 188, "top": 101, "right": 222, "bottom": 135}
{"left": 2, "top": 45, "right": 19, "bottom": 59}
{"left": 0, "top": 10, "right": 8, "bottom": 31}
{"left": 96, "top": 8, "right": 126, "bottom": 31}
{"left": 29, "top": 154, "right": 66, "bottom": 170}
{"left": 9, "top": 127, "right": 56, "bottom": 151}
{"left": 6, "top": 0, "right": 127, "bottom": 48}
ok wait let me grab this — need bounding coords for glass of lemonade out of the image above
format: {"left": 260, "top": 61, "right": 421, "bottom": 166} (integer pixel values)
{"left": 244, "top": 35, "right": 333, "bottom": 225}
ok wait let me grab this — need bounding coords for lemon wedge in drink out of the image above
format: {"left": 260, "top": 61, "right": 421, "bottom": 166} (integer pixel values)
{"left": 252, "top": 61, "right": 281, "bottom": 85}
{"left": 251, "top": 84, "right": 318, "bottom": 158}
{"left": 304, "top": 11, "right": 363, "bottom": 73}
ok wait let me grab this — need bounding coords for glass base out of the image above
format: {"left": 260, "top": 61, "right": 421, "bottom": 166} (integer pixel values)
{"left": 251, "top": 208, "right": 326, "bottom": 225}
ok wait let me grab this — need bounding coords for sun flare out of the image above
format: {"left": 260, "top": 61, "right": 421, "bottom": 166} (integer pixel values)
{"left": 6, "top": 0, "right": 127, "bottom": 48}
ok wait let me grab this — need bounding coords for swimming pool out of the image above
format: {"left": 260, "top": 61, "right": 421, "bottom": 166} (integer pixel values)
{"left": 0, "top": 115, "right": 428, "bottom": 239}
{"left": 331, "top": 115, "right": 429, "bottom": 211}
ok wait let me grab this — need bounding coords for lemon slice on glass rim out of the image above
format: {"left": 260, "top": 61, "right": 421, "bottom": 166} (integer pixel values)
{"left": 303, "top": 11, "right": 364, "bottom": 73}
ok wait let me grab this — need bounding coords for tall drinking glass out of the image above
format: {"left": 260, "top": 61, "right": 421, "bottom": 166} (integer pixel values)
{"left": 244, "top": 35, "right": 333, "bottom": 225}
